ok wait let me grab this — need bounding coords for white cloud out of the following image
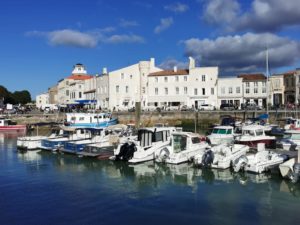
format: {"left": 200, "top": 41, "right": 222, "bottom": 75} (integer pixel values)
{"left": 183, "top": 33, "right": 300, "bottom": 73}
{"left": 202, "top": 0, "right": 300, "bottom": 32}
{"left": 119, "top": 19, "right": 139, "bottom": 27}
{"left": 203, "top": 0, "right": 240, "bottom": 25}
{"left": 26, "top": 29, "right": 98, "bottom": 48}
{"left": 26, "top": 29, "right": 145, "bottom": 47}
{"left": 154, "top": 17, "right": 174, "bottom": 34}
{"left": 164, "top": 2, "right": 189, "bottom": 13}
{"left": 104, "top": 34, "right": 145, "bottom": 44}
{"left": 236, "top": 0, "right": 300, "bottom": 32}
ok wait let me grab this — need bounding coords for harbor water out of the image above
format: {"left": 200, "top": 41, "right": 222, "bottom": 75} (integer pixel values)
{"left": 1, "top": 132, "right": 300, "bottom": 225}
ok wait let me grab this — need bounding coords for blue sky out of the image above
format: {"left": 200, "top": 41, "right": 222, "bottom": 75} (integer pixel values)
{"left": 0, "top": 0, "right": 300, "bottom": 98}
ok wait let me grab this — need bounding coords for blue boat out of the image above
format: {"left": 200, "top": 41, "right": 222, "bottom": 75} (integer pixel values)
{"left": 65, "top": 113, "right": 118, "bottom": 128}
{"left": 40, "top": 127, "right": 92, "bottom": 151}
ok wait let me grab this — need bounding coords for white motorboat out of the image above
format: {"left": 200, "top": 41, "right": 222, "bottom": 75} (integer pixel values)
{"left": 233, "top": 144, "right": 289, "bottom": 174}
{"left": 207, "top": 126, "right": 237, "bottom": 145}
{"left": 17, "top": 129, "right": 63, "bottom": 150}
{"left": 234, "top": 125, "right": 276, "bottom": 149}
{"left": 284, "top": 117, "right": 300, "bottom": 130}
{"left": 278, "top": 130, "right": 300, "bottom": 151}
{"left": 111, "top": 127, "right": 178, "bottom": 163}
{"left": 193, "top": 144, "right": 249, "bottom": 169}
{"left": 279, "top": 150, "right": 300, "bottom": 183}
{"left": 154, "top": 132, "right": 208, "bottom": 164}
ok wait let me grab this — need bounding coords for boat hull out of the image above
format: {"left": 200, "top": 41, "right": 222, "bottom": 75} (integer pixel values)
{"left": 235, "top": 139, "right": 276, "bottom": 149}
{"left": 0, "top": 125, "right": 26, "bottom": 132}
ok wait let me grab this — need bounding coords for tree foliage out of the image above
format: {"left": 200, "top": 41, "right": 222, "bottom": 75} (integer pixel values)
{"left": 0, "top": 85, "right": 31, "bottom": 104}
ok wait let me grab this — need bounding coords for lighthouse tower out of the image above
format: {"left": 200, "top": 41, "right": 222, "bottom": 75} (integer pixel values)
{"left": 72, "top": 63, "right": 87, "bottom": 75}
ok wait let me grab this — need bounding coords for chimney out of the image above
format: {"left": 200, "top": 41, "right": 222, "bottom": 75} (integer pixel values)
{"left": 150, "top": 58, "right": 155, "bottom": 69}
{"left": 173, "top": 66, "right": 177, "bottom": 72}
{"left": 102, "top": 67, "right": 107, "bottom": 75}
{"left": 189, "top": 57, "right": 195, "bottom": 70}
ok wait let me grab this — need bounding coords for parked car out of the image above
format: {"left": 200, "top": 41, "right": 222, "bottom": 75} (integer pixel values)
{"left": 220, "top": 103, "right": 235, "bottom": 111}
{"left": 198, "top": 104, "right": 215, "bottom": 111}
{"left": 242, "top": 103, "right": 262, "bottom": 110}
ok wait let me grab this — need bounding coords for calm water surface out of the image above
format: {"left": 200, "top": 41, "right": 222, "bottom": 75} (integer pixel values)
{"left": 1, "top": 132, "right": 300, "bottom": 225}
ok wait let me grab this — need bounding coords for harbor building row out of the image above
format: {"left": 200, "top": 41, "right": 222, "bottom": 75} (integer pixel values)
{"left": 36, "top": 57, "right": 299, "bottom": 110}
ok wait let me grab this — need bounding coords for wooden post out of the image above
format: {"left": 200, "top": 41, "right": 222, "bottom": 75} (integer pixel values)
{"left": 135, "top": 102, "right": 141, "bottom": 129}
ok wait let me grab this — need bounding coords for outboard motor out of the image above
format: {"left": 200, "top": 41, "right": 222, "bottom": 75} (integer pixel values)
{"left": 291, "top": 163, "right": 300, "bottom": 183}
{"left": 115, "top": 142, "right": 136, "bottom": 161}
{"left": 156, "top": 148, "right": 170, "bottom": 163}
{"left": 201, "top": 149, "right": 214, "bottom": 168}
{"left": 233, "top": 155, "right": 248, "bottom": 173}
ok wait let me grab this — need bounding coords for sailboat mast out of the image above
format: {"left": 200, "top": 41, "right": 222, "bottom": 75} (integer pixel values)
{"left": 266, "top": 47, "right": 269, "bottom": 117}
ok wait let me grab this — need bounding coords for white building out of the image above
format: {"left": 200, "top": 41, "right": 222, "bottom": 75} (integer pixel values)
{"left": 84, "top": 68, "right": 109, "bottom": 109}
{"left": 148, "top": 57, "right": 218, "bottom": 109}
{"left": 217, "top": 77, "right": 243, "bottom": 108}
{"left": 56, "top": 63, "right": 92, "bottom": 105}
{"left": 36, "top": 92, "right": 49, "bottom": 109}
{"left": 238, "top": 74, "right": 267, "bottom": 107}
{"left": 269, "top": 74, "right": 284, "bottom": 106}
{"left": 108, "top": 58, "right": 161, "bottom": 110}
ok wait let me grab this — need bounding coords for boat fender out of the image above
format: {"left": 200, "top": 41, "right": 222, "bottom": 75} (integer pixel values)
{"left": 156, "top": 148, "right": 170, "bottom": 163}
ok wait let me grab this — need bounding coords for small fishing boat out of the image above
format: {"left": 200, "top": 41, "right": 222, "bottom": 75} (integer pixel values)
{"left": 0, "top": 117, "right": 26, "bottom": 132}
{"left": 278, "top": 130, "right": 300, "bottom": 151}
{"left": 234, "top": 125, "right": 276, "bottom": 149}
{"left": 111, "top": 127, "right": 178, "bottom": 163}
{"left": 233, "top": 144, "right": 289, "bottom": 174}
{"left": 59, "top": 128, "right": 105, "bottom": 154}
{"left": 40, "top": 127, "right": 92, "bottom": 151}
{"left": 194, "top": 144, "right": 249, "bottom": 169}
{"left": 65, "top": 112, "right": 118, "bottom": 128}
{"left": 207, "top": 126, "right": 236, "bottom": 145}
{"left": 17, "top": 128, "right": 63, "bottom": 150}
{"left": 154, "top": 132, "right": 208, "bottom": 164}
{"left": 279, "top": 150, "right": 300, "bottom": 183}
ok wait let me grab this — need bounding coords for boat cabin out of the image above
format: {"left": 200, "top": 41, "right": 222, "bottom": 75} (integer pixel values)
{"left": 66, "top": 113, "right": 112, "bottom": 125}
{"left": 211, "top": 126, "right": 234, "bottom": 135}
{"left": 0, "top": 118, "right": 14, "bottom": 127}
{"left": 137, "top": 127, "right": 175, "bottom": 148}
{"left": 241, "top": 125, "right": 265, "bottom": 137}
{"left": 171, "top": 133, "right": 202, "bottom": 153}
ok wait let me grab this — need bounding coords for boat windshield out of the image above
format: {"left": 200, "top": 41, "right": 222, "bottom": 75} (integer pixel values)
{"left": 173, "top": 135, "right": 187, "bottom": 153}
{"left": 243, "top": 130, "right": 255, "bottom": 136}
{"left": 290, "top": 133, "right": 300, "bottom": 140}
{"left": 212, "top": 129, "right": 227, "bottom": 134}
{"left": 256, "top": 129, "right": 264, "bottom": 136}
{"left": 138, "top": 130, "right": 153, "bottom": 147}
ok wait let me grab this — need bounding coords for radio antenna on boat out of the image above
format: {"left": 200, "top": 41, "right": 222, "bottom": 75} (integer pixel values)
{"left": 266, "top": 46, "right": 269, "bottom": 123}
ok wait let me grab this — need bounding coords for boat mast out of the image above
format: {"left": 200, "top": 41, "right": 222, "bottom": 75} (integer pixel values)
{"left": 266, "top": 47, "right": 269, "bottom": 122}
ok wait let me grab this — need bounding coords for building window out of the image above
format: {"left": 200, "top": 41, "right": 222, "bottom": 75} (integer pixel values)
{"left": 165, "top": 88, "right": 168, "bottom": 95}
{"left": 66, "top": 90, "right": 69, "bottom": 96}
{"left": 155, "top": 77, "right": 158, "bottom": 82}
{"left": 175, "top": 76, "right": 179, "bottom": 82}
{"left": 126, "top": 86, "right": 129, "bottom": 93}
{"left": 66, "top": 81, "right": 69, "bottom": 85}
{"left": 262, "top": 87, "right": 266, "bottom": 93}
{"left": 164, "top": 77, "right": 168, "bottom": 82}
{"left": 116, "top": 85, "right": 119, "bottom": 93}
{"left": 254, "top": 87, "right": 258, "bottom": 93}
{"left": 184, "top": 87, "right": 188, "bottom": 94}
{"left": 246, "top": 82, "right": 250, "bottom": 87}
{"left": 79, "top": 85, "right": 81, "bottom": 89}
{"left": 229, "top": 87, "right": 233, "bottom": 94}
{"left": 130, "top": 75, "right": 133, "bottom": 79}
{"left": 194, "top": 88, "right": 198, "bottom": 95}
{"left": 142, "top": 87, "right": 145, "bottom": 94}
{"left": 155, "top": 88, "right": 158, "bottom": 95}
{"left": 236, "top": 87, "right": 240, "bottom": 94}
{"left": 246, "top": 88, "right": 250, "bottom": 94}
{"left": 221, "top": 87, "right": 225, "bottom": 94}
{"left": 176, "top": 87, "right": 179, "bottom": 95}
{"left": 254, "top": 82, "right": 258, "bottom": 87}
{"left": 202, "top": 88, "right": 205, "bottom": 95}
{"left": 211, "top": 88, "right": 214, "bottom": 95}
{"left": 79, "top": 92, "right": 82, "bottom": 98}
{"left": 262, "top": 81, "right": 266, "bottom": 86}
{"left": 121, "top": 73, "right": 124, "bottom": 79}
{"left": 202, "top": 75, "right": 205, "bottom": 82}
{"left": 184, "top": 76, "right": 187, "bottom": 81}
